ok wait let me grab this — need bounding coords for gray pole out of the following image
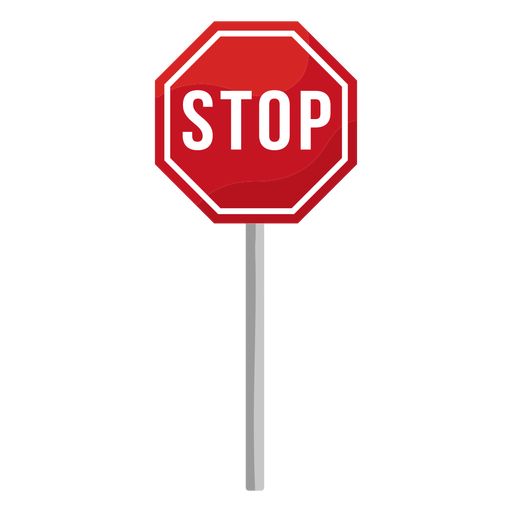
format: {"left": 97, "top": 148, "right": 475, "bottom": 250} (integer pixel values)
{"left": 246, "top": 224, "right": 264, "bottom": 491}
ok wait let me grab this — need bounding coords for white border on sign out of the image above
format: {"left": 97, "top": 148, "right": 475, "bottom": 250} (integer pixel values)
{"left": 163, "top": 30, "right": 349, "bottom": 215}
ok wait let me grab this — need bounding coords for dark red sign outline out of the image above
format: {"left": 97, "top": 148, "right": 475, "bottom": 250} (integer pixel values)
{"left": 155, "top": 21, "right": 357, "bottom": 223}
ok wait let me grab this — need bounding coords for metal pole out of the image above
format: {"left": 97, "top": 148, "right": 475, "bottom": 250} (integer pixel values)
{"left": 246, "top": 224, "right": 264, "bottom": 491}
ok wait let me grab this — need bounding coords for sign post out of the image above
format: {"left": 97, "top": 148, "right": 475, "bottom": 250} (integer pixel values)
{"left": 155, "top": 21, "right": 357, "bottom": 490}
{"left": 246, "top": 224, "right": 264, "bottom": 490}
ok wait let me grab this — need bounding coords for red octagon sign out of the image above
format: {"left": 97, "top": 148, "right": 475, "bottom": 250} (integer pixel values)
{"left": 155, "top": 22, "right": 357, "bottom": 223}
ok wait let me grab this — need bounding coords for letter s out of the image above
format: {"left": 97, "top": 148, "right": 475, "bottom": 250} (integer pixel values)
{"left": 182, "top": 90, "right": 213, "bottom": 150}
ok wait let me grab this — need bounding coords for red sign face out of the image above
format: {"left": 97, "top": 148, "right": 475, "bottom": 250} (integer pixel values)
{"left": 155, "top": 22, "right": 357, "bottom": 223}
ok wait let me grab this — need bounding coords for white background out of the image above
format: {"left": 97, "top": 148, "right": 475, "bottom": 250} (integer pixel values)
{"left": 1, "top": 1, "right": 511, "bottom": 511}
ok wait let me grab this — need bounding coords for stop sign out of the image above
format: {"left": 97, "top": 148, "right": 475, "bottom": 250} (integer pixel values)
{"left": 155, "top": 21, "right": 357, "bottom": 223}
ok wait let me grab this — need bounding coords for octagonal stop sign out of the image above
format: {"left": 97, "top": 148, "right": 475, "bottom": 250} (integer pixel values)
{"left": 155, "top": 21, "right": 357, "bottom": 223}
